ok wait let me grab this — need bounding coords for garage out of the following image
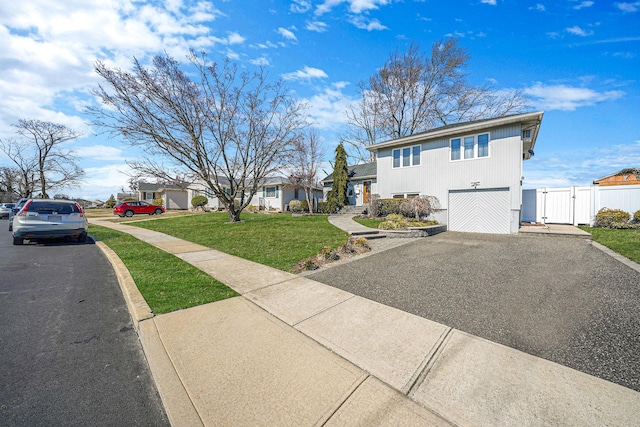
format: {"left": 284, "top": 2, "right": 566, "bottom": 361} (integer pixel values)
{"left": 448, "top": 188, "right": 511, "bottom": 234}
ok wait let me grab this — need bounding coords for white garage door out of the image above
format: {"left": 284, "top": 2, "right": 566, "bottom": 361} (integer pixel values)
{"left": 449, "top": 188, "right": 511, "bottom": 234}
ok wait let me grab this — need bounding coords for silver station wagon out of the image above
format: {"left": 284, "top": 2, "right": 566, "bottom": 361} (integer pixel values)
{"left": 12, "top": 199, "right": 88, "bottom": 245}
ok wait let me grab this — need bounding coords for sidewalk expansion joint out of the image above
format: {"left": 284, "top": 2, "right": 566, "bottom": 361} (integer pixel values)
{"left": 317, "top": 374, "right": 370, "bottom": 426}
{"left": 405, "top": 327, "right": 453, "bottom": 397}
{"left": 292, "top": 295, "right": 357, "bottom": 327}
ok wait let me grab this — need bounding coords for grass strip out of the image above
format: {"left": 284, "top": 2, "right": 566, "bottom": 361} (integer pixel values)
{"left": 353, "top": 217, "right": 385, "bottom": 228}
{"left": 89, "top": 224, "right": 239, "bottom": 314}
{"left": 579, "top": 226, "right": 640, "bottom": 264}
{"left": 130, "top": 212, "right": 349, "bottom": 272}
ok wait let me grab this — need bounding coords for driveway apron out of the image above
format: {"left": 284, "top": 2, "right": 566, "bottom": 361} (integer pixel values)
{"left": 307, "top": 231, "right": 640, "bottom": 392}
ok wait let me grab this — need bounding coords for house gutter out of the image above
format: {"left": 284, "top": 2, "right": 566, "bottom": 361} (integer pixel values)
{"left": 365, "top": 111, "right": 544, "bottom": 152}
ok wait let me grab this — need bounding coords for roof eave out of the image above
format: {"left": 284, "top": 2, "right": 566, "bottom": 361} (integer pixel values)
{"left": 366, "top": 111, "right": 545, "bottom": 153}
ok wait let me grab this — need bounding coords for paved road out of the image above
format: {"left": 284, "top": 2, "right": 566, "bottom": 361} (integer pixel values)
{"left": 0, "top": 230, "right": 169, "bottom": 426}
{"left": 308, "top": 231, "right": 640, "bottom": 392}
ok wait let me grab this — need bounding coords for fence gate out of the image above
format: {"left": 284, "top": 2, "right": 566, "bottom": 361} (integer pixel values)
{"left": 529, "top": 186, "right": 593, "bottom": 225}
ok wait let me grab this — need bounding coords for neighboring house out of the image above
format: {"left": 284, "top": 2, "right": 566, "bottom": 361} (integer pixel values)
{"left": 138, "top": 182, "right": 189, "bottom": 210}
{"left": 593, "top": 168, "right": 640, "bottom": 186}
{"left": 188, "top": 176, "right": 323, "bottom": 212}
{"left": 117, "top": 192, "right": 137, "bottom": 202}
{"left": 365, "top": 111, "right": 544, "bottom": 234}
{"left": 249, "top": 176, "right": 323, "bottom": 211}
{"left": 321, "top": 162, "right": 377, "bottom": 207}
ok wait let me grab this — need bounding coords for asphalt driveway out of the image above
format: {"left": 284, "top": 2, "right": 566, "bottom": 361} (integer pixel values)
{"left": 307, "top": 232, "right": 640, "bottom": 392}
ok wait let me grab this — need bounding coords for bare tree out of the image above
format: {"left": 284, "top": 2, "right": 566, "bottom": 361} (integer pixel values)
{"left": 89, "top": 51, "right": 307, "bottom": 223}
{"left": 343, "top": 39, "right": 530, "bottom": 161}
{"left": 0, "top": 119, "right": 84, "bottom": 198}
{"left": 0, "top": 167, "right": 22, "bottom": 202}
{"left": 288, "top": 128, "right": 325, "bottom": 214}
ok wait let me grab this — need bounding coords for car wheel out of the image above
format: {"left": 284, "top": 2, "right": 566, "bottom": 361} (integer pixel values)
{"left": 12, "top": 236, "right": 23, "bottom": 245}
{"left": 77, "top": 232, "right": 87, "bottom": 243}
{"left": 154, "top": 208, "right": 163, "bottom": 215}
{"left": 124, "top": 210, "right": 134, "bottom": 217}
{"left": 9, "top": 222, "right": 13, "bottom": 231}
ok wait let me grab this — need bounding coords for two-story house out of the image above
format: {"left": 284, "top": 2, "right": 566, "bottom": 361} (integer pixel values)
{"left": 365, "top": 111, "right": 543, "bottom": 234}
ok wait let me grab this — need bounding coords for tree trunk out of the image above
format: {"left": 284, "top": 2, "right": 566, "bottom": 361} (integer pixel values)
{"left": 227, "top": 208, "right": 242, "bottom": 223}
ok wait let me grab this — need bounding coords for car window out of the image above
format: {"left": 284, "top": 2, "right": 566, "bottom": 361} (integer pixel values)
{"left": 28, "top": 202, "right": 78, "bottom": 214}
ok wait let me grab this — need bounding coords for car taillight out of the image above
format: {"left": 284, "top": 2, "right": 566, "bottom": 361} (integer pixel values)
{"left": 75, "top": 202, "right": 85, "bottom": 216}
{"left": 16, "top": 200, "right": 32, "bottom": 216}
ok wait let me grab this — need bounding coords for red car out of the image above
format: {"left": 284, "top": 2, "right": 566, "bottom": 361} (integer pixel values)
{"left": 113, "top": 201, "right": 165, "bottom": 217}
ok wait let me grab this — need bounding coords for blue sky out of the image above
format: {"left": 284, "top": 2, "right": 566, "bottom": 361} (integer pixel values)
{"left": 0, "top": 0, "right": 638, "bottom": 200}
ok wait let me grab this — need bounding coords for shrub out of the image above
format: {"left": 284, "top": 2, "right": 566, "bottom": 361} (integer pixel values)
{"left": 289, "top": 200, "right": 303, "bottom": 213}
{"left": 400, "top": 195, "right": 440, "bottom": 220}
{"left": 368, "top": 194, "right": 381, "bottom": 218}
{"left": 634, "top": 210, "right": 640, "bottom": 223}
{"left": 317, "top": 201, "right": 329, "bottom": 214}
{"left": 300, "top": 200, "right": 309, "bottom": 212}
{"left": 385, "top": 213, "right": 404, "bottom": 222}
{"left": 123, "top": 197, "right": 137, "bottom": 202}
{"left": 319, "top": 246, "right": 339, "bottom": 261}
{"left": 191, "top": 195, "right": 208, "bottom": 210}
{"left": 153, "top": 198, "right": 163, "bottom": 207}
{"left": 379, "top": 220, "right": 409, "bottom": 230}
{"left": 378, "top": 198, "right": 404, "bottom": 216}
{"left": 353, "top": 237, "right": 369, "bottom": 248}
{"left": 595, "top": 208, "right": 630, "bottom": 228}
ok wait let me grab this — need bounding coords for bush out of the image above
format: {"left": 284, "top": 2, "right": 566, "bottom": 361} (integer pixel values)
{"left": 379, "top": 220, "right": 409, "bottom": 230}
{"left": 191, "top": 195, "right": 208, "bottom": 210}
{"left": 289, "top": 200, "right": 303, "bottom": 213}
{"left": 400, "top": 195, "right": 440, "bottom": 220}
{"left": 634, "top": 210, "right": 640, "bottom": 223}
{"left": 367, "top": 194, "right": 381, "bottom": 218}
{"left": 300, "top": 200, "right": 309, "bottom": 212}
{"left": 595, "top": 208, "right": 630, "bottom": 228}
{"left": 153, "top": 198, "right": 163, "bottom": 207}
{"left": 317, "top": 201, "right": 329, "bottom": 214}
{"left": 378, "top": 198, "right": 404, "bottom": 216}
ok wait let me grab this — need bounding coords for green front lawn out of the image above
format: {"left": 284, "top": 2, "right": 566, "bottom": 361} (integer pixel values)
{"left": 579, "top": 226, "right": 640, "bottom": 264}
{"left": 90, "top": 224, "right": 239, "bottom": 314}
{"left": 130, "top": 212, "right": 349, "bottom": 272}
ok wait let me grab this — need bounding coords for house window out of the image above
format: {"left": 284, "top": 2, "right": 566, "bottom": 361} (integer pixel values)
{"left": 464, "top": 136, "right": 474, "bottom": 159}
{"left": 451, "top": 138, "right": 461, "bottom": 160}
{"left": 478, "top": 133, "right": 489, "bottom": 157}
{"left": 144, "top": 192, "right": 154, "bottom": 200}
{"left": 294, "top": 188, "right": 299, "bottom": 199}
{"left": 393, "top": 145, "right": 421, "bottom": 168}
{"left": 265, "top": 186, "right": 277, "bottom": 198}
{"left": 412, "top": 146, "right": 421, "bottom": 166}
{"left": 451, "top": 133, "right": 490, "bottom": 161}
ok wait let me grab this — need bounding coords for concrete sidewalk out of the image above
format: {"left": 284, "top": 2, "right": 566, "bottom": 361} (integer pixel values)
{"left": 91, "top": 218, "right": 640, "bottom": 426}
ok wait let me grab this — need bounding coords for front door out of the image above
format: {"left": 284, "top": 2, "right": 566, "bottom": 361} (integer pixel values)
{"left": 363, "top": 181, "right": 371, "bottom": 204}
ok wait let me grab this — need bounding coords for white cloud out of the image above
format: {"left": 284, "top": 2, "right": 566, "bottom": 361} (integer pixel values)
{"left": 300, "top": 82, "right": 355, "bottom": 129}
{"left": 615, "top": 2, "right": 640, "bottom": 12}
{"left": 315, "top": 0, "right": 392, "bottom": 15}
{"left": 75, "top": 144, "right": 126, "bottom": 162}
{"left": 524, "top": 83, "right": 625, "bottom": 111}
{"left": 566, "top": 25, "right": 594, "bottom": 36}
{"left": 290, "top": 0, "right": 312, "bottom": 13}
{"left": 530, "top": 4, "right": 546, "bottom": 11}
{"left": 480, "top": 0, "right": 497, "bottom": 5}
{"left": 573, "top": 1, "right": 594, "bottom": 9}
{"left": 277, "top": 27, "right": 297, "bottom": 41}
{"left": 306, "top": 21, "right": 328, "bottom": 32}
{"left": 350, "top": 16, "right": 388, "bottom": 31}
{"left": 282, "top": 66, "right": 329, "bottom": 81}
{"left": 250, "top": 56, "right": 270, "bottom": 66}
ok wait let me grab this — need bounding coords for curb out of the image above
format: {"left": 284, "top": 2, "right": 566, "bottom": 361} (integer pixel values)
{"left": 589, "top": 240, "right": 640, "bottom": 274}
{"left": 93, "top": 237, "right": 202, "bottom": 427}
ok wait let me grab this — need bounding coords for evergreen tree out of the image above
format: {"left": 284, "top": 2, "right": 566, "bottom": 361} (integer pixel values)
{"left": 326, "top": 143, "right": 349, "bottom": 212}
{"left": 105, "top": 194, "right": 116, "bottom": 208}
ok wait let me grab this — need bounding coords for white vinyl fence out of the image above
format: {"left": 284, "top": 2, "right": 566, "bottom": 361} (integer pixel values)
{"left": 522, "top": 184, "right": 640, "bottom": 226}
